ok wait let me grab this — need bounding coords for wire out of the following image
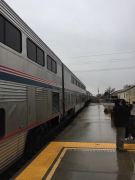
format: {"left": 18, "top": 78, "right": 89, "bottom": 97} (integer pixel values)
{"left": 74, "top": 66, "right": 135, "bottom": 73}
{"left": 69, "top": 58, "right": 135, "bottom": 65}
{"left": 65, "top": 50, "right": 135, "bottom": 59}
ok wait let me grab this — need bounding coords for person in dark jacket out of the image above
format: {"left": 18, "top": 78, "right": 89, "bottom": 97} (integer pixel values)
{"left": 125, "top": 103, "right": 132, "bottom": 140}
{"left": 130, "top": 102, "right": 135, "bottom": 139}
{"left": 113, "top": 99, "right": 128, "bottom": 151}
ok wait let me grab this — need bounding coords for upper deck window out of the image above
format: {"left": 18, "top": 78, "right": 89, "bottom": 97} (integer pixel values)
{"left": 47, "top": 55, "right": 52, "bottom": 71}
{"left": 47, "top": 55, "right": 57, "bottom": 74}
{"left": 52, "top": 60, "right": 57, "bottom": 73}
{"left": 37, "top": 47, "right": 44, "bottom": 66}
{"left": 0, "top": 14, "right": 22, "bottom": 53}
{"left": 27, "top": 39, "right": 36, "bottom": 62}
{"left": 0, "top": 15, "right": 4, "bottom": 43}
{"left": 5, "top": 21, "right": 21, "bottom": 53}
{"left": 0, "top": 108, "right": 5, "bottom": 137}
{"left": 27, "top": 38, "right": 44, "bottom": 66}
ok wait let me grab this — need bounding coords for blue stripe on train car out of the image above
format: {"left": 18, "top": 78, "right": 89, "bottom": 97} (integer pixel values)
{"left": 0, "top": 71, "right": 61, "bottom": 91}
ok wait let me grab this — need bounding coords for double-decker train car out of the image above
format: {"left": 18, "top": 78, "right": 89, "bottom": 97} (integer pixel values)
{"left": 0, "top": 0, "right": 88, "bottom": 172}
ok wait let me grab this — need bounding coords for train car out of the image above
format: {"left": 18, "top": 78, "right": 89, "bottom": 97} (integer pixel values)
{"left": 0, "top": 0, "right": 87, "bottom": 172}
{"left": 86, "top": 91, "right": 92, "bottom": 103}
{"left": 63, "top": 65, "right": 86, "bottom": 114}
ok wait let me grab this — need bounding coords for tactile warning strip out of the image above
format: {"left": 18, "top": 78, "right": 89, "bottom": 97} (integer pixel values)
{"left": 16, "top": 142, "right": 135, "bottom": 180}
{"left": 67, "top": 148, "right": 116, "bottom": 152}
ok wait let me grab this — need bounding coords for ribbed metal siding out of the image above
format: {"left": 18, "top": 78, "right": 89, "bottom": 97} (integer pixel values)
{"left": 36, "top": 88, "right": 48, "bottom": 121}
{"left": 0, "top": 132, "right": 27, "bottom": 172}
{"left": 36, "top": 88, "right": 48, "bottom": 101}
{"left": 0, "top": 80, "right": 27, "bottom": 102}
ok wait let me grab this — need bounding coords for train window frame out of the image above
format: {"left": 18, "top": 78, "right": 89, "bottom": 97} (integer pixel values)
{"left": 0, "top": 14, "right": 22, "bottom": 53}
{"left": 0, "top": 15, "right": 4, "bottom": 43}
{"left": 37, "top": 46, "right": 45, "bottom": 66}
{"left": 0, "top": 108, "right": 5, "bottom": 137}
{"left": 47, "top": 55, "right": 52, "bottom": 71}
{"left": 55, "top": 61, "right": 57, "bottom": 73}
{"left": 27, "top": 38, "right": 45, "bottom": 67}
{"left": 5, "top": 20, "right": 22, "bottom": 53}
{"left": 52, "top": 59, "right": 57, "bottom": 73}
{"left": 27, "top": 38, "right": 36, "bottom": 62}
{"left": 47, "top": 55, "right": 57, "bottom": 74}
{"left": 52, "top": 60, "right": 55, "bottom": 73}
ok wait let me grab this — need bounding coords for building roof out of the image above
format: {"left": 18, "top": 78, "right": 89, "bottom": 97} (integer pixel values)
{"left": 111, "top": 85, "right": 135, "bottom": 95}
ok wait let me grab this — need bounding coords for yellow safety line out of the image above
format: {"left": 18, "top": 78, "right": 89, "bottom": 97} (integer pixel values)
{"left": 124, "top": 143, "right": 135, "bottom": 150}
{"left": 16, "top": 142, "right": 135, "bottom": 180}
{"left": 46, "top": 148, "right": 67, "bottom": 180}
{"left": 16, "top": 142, "right": 62, "bottom": 180}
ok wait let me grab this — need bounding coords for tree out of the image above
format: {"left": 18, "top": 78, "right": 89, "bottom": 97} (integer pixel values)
{"left": 103, "top": 86, "right": 115, "bottom": 99}
{"left": 96, "top": 93, "right": 102, "bottom": 98}
{"left": 123, "top": 84, "right": 132, "bottom": 89}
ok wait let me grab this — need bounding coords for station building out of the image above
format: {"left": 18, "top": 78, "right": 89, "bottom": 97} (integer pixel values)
{"left": 112, "top": 85, "right": 135, "bottom": 104}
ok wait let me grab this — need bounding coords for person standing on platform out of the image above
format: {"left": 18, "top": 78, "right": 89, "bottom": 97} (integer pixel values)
{"left": 125, "top": 102, "right": 132, "bottom": 140}
{"left": 130, "top": 102, "right": 135, "bottom": 139}
{"left": 113, "top": 100, "right": 128, "bottom": 151}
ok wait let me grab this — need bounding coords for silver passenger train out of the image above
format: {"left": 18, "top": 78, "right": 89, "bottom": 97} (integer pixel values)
{"left": 0, "top": 0, "right": 90, "bottom": 172}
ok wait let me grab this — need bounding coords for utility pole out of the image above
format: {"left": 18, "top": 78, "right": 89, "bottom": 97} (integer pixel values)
{"left": 97, "top": 88, "right": 99, "bottom": 96}
{"left": 97, "top": 88, "right": 99, "bottom": 103}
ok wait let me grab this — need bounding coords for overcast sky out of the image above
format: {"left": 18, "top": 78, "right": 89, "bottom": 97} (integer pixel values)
{"left": 5, "top": 0, "right": 135, "bottom": 94}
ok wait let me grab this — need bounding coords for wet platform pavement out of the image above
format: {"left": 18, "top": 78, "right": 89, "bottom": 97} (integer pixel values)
{"left": 16, "top": 104, "right": 135, "bottom": 180}
{"left": 55, "top": 104, "right": 116, "bottom": 143}
{"left": 52, "top": 149, "right": 135, "bottom": 180}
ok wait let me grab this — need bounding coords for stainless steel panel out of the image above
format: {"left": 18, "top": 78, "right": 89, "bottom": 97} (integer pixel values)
{"left": 27, "top": 86, "right": 36, "bottom": 125}
{"left": 0, "top": 80, "right": 28, "bottom": 133}
{"left": 36, "top": 87, "right": 48, "bottom": 122}
{"left": 0, "top": 80, "right": 27, "bottom": 102}
{"left": 0, "top": 132, "right": 27, "bottom": 172}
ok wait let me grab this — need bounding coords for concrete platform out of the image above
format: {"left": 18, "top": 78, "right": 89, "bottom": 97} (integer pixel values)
{"left": 15, "top": 104, "right": 135, "bottom": 180}
{"left": 55, "top": 104, "right": 116, "bottom": 142}
{"left": 51, "top": 149, "right": 135, "bottom": 180}
{"left": 16, "top": 142, "right": 135, "bottom": 180}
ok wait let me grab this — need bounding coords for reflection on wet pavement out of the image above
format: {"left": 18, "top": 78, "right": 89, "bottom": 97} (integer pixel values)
{"left": 56, "top": 103, "right": 116, "bottom": 142}
{"left": 52, "top": 149, "right": 135, "bottom": 180}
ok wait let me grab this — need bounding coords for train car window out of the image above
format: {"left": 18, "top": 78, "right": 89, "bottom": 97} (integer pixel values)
{"left": 52, "top": 60, "right": 57, "bottom": 73}
{"left": 47, "top": 55, "right": 57, "bottom": 73}
{"left": 27, "top": 39, "right": 36, "bottom": 62}
{"left": 0, "top": 15, "right": 4, "bottom": 43}
{"left": 73, "top": 78, "right": 75, "bottom": 84}
{"left": 5, "top": 20, "right": 21, "bottom": 53}
{"left": 47, "top": 55, "right": 52, "bottom": 71}
{"left": 71, "top": 76, "right": 73, "bottom": 83}
{"left": 52, "top": 60, "right": 55, "bottom": 73}
{"left": 54, "top": 61, "right": 57, "bottom": 73}
{"left": 0, "top": 108, "right": 5, "bottom": 137}
{"left": 37, "top": 47, "right": 44, "bottom": 66}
